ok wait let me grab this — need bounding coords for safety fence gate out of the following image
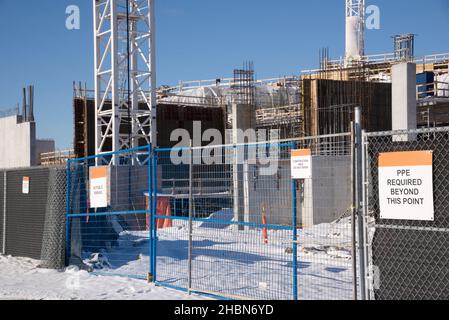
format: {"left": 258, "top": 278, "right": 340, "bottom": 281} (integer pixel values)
{"left": 153, "top": 133, "right": 357, "bottom": 300}
{"left": 66, "top": 134, "right": 359, "bottom": 300}
{"left": 363, "top": 126, "right": 449, "bottom": 300}
{"left": 66, "top": 146, "right": 152, "bottom": 279}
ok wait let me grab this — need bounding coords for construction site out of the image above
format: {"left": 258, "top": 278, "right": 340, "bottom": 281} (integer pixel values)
{"left": 1, "top": 0, "right": 449, "bottom": 302}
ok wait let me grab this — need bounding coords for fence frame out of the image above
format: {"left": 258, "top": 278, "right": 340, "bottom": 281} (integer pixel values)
{"left": 1, "top": 171, "right": 6, "bottom": 255}
{"left": 65, "top": 144, "right": 153, "bottom": 279}
{"left": 151, "top": 131, "right": 355, "bottom": 300}
{"left": 65, "top": 131, "right": 359, "bottom": 300}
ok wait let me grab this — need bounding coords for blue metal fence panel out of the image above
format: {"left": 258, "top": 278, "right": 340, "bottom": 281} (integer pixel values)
{"left": 153, "top": 142, "right": 296, "bottom": 300}
{"left": 65, "top": 133, "right": 356, "bottom": 300}
{"left": 66, "top": 146, "right": 151, "bottom": 280}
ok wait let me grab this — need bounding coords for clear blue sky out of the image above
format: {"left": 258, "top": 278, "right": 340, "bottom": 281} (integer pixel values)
{"left": 0, "top": 0, "right": 448, "bottom": 148}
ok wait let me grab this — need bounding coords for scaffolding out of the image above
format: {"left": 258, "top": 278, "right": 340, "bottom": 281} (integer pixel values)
{"left": 40, "top": 150, "right": 75, "bottom": 166}
{"left": 393, "top": 34, "right": 415, "bottom": 62}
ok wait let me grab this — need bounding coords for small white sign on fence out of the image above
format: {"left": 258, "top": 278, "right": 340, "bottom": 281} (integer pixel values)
{"left": 291, "top": 149, "right": 312, "bottom": 180}
{"left": 89, "top": 166, "right": 110, "bottom": 209}
{"left": 378, "top": 151, "right": 434, "bottom": 221}
{"left": 22, "top": 177, "right": 29, "bottom": 194}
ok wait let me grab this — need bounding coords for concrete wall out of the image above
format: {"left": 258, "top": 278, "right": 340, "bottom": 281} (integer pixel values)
{"left": 0, "top": 116, "right": 53, "bottom": 169}
{"left": 231, "top": 104, "right": 256, "bottom": 228}
{"left": 0, "top": 115, "right": 36, "bottom": 169}
{"left": 247, "top": 156, "right": 352, "bottom": 226}
{"left": 304, "top": 156, "right": 352, "bottom": 226}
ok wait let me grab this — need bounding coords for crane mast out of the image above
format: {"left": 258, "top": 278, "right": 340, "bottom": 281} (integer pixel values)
{"left": 93, "top": 0, "right": 157, "bottom": 165}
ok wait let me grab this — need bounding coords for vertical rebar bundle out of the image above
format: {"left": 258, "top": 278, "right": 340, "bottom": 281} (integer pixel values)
{"left": 232, "top": 61, "right": 255, "bottom": 106}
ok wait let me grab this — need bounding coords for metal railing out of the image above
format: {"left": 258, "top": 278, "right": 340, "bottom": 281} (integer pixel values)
{"left": 40, "top": 150, "right": 76, "bottom": 166}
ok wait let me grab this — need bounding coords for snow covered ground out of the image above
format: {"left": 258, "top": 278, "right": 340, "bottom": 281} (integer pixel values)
{"left": 77, "top": 216, "right": 356, "bottom": 300}
{"left": 0, "top": 216, "right": 356, "bottom": 300}
{"left": 0, "top": 255, "right": 204, "bottom": 300}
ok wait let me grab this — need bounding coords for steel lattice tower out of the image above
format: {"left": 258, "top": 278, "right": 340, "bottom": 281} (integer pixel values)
{"left": 93, "top": 0, "right": 156, "bottom": 164}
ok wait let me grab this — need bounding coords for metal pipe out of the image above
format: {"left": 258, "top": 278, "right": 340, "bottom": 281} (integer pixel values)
{"left": 22, "top": 87, "right": 27, "bottom": 121}
{"left": 188, "top": 140, "right": 193, "bottom": 294}
{"left": 152, "top": 146, "right": 158, "bottom": 281}
{"left": 351, "top": 121, "right": 358, "bottom": 300}
{"left": 2, "top": 171, "right": 6, "bottom": 255}
{"left": 148, "top": 144, "right": 154, "bottom": 282}
{"left": 65, "top": 160, "right": 71, "bottom": 266}
{"left": 354, "top": 107, "right": 367, "bottom": 300}
{"left": 243, "top": 160, "right": 250, "bottom": 230}
{"left": 361, "top": 129, "right": 370, "bottom": 300}
{"left": 292, "top": 177, "right": 298, "bottom": 301}
{"left": 28, "top": 85, "right": 35, "bottom": 122}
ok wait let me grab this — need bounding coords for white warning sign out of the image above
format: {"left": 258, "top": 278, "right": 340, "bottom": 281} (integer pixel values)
{"left": 291, "top": 149, "right": 312, "bottom": 180}
{"left": 22, "top": 177, "right": 30, "bottom": 194}
{"left": 89, "top": 166, "right": 110, "bottom": 209}
{"left": 378, "top": 151, "right": 434, "bottom": 221}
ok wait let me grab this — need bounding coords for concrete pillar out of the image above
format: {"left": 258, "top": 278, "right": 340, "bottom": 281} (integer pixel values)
{"left": 231, "top": 104, "right": 256, "bottom": 229}
{"left": 231, "top": 104, "right": 256, "bottom": 144}
{"left": 392, "top": 62, "right": 417, "bottom": 141}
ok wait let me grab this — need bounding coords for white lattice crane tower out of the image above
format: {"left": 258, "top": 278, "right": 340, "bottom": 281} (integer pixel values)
{"left": 93, "top": 0, "right": 157, "bottom": 164}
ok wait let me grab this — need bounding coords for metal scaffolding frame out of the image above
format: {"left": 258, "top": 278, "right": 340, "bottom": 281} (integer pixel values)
{"left": 93, "top": 0, "right": 156, "bottom": 165}
{"left": 393, "top": 34, "right": 415, "bottom": 62}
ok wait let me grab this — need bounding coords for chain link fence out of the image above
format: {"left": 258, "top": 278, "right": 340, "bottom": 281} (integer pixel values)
{"left": 40, "top": 167, "right": 67, "bottom": 269}
{"left": 0, "top": 166, "right": 66, "bottom": 269}
{"left": 4, "top": 125, "right": 449, "bottom": 300}
{"left": 363, "top": 127, "right": 449, "bottom": 300}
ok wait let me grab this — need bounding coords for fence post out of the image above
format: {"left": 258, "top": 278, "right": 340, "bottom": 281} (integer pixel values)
{"left": 351, "top": 122, "right": 358, "bottom": 300}
{"left": 151, "top": 146, "right": 158, "bottom": 282}
{"left": 65, "top": 159, "right": 71, "bottom": 266}
{"left": 188, "top": 140, "right": 193, "bottom": 294}
{"left": 2, "top": 171, "right": 7, "bottom": 255}
{"left": 354, "top": 107, "right": 367, "bottom": 300}
{"left": 292, "top": 177, "right": 298, "bottom": 301}
{"left": 361, "top": 129, "right": 370, "bottom": 300}
{"left": 148, "top": 144, "right": 154, "bottom": 283}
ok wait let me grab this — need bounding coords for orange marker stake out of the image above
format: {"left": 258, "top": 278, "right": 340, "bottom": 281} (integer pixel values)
{"left": 163, "top": 201, "right": 173, "bottom": 228}
{"left": 262, "top": 203, "right": 268, "bottom": 245}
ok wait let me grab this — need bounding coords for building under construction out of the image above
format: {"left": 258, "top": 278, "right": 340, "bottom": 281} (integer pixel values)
{"left": 72, "top": 0, "right": 449, "bottom": 160}
{"left": 73, "top": 83, "right": 226, "bottom": 158}
{"left": 74, "top": 47, "right": 449, "bottom": 159}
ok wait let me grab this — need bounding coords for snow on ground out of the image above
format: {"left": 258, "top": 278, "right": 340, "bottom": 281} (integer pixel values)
{"left": 77, "top": 216, "right": 356, "bottom": 300}
{"left": 0, "top": 216, "right": 356, "bottom": 300}
{"left": 0, "top": 255, "right": 205, "bottom": 300}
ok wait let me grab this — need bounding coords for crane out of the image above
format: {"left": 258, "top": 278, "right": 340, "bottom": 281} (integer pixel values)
{"left": 93, "top": 0, "right": 157, "bottom": 165}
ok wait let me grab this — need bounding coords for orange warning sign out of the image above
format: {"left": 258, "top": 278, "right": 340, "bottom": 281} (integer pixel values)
{"left": 379, "top": 151, "right": 433, "bottom": 167}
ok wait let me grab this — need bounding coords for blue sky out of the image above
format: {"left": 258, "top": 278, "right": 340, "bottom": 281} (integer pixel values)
{"left": 0, "top": 0, "right": 448, "bottom": 148}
